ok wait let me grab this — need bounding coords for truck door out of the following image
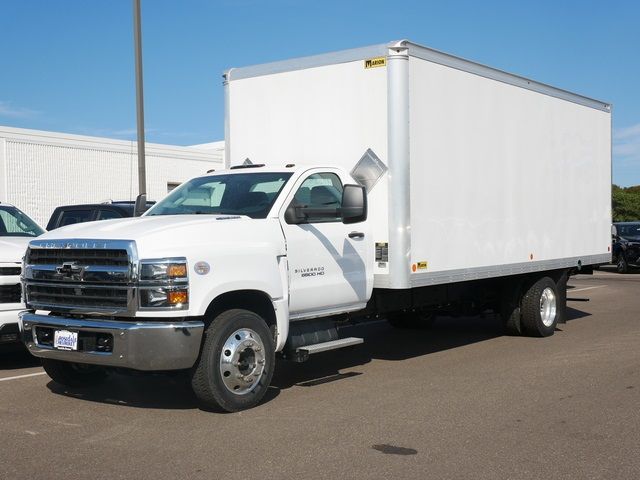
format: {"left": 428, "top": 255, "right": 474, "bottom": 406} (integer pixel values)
{"left": 280, "top": 172, "right": 371, "bottom": 317}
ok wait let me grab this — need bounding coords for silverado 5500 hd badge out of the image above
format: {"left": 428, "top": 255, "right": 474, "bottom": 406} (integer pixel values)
{"left": 294, "top": 266, "right": 325, "bottom": 278}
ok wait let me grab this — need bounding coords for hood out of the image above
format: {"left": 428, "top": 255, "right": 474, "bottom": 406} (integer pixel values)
{"left": 0, "top": 236, "right": 32, "bottom": 263}
{"left": 621, "top": 235, "right": 640, "bottom": 243}
{"left": 40, "top": 214, "right": 251, "bottom": 239}
{"left": 35, "top": 215, "right": 285, "bottom": 258}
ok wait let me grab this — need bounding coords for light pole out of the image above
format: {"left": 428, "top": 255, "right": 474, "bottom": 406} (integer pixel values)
{"left": 133, "top": 0, "right": 147, "bottom": 214}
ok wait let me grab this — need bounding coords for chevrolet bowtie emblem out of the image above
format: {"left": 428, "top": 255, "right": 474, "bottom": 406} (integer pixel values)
{"left": 56, "top": 262, "right": 84, "bottom": 280}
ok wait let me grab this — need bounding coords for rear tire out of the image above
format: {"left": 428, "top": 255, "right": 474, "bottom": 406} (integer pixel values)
{"left": 191, "top": 309, "right": 275, "bottom": 412}
{"left": 501, "top": 281, "right": 525, "bottom": 336}
{"left": 520, "top": 277, "right": 559, "bottom": 337}
{"left": 387, "top": 311, "right": 435, "bottom": 329}
{"left": 41, "top": 359, "right": 108, "bottom": 387}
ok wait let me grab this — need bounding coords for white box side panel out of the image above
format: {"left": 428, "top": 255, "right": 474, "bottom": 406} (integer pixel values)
{"left": 408, "top": 57, "right": 611, "bottom": 276}
{"left": 4, "top": 140, "right": 223, "bottom": 226}
{"left": 229, "top": 60, "right": 390, "bottom": 267}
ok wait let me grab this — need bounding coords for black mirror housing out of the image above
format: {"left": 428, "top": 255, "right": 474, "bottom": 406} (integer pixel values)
{"left": 341, "top": 184, "right": 367, "bottom": 224}
{"left": 284, "top": 204, "right": 305, "bottom": 224}
{"left": 134, "top": 193, "right": 148, "bottom": 217}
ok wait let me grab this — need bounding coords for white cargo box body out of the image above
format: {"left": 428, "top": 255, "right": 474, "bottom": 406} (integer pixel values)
{"left": 226, "top": 40, "right": 612, "bottom": 290}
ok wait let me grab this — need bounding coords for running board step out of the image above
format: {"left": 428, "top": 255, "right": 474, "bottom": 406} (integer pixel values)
{"left": 297, "top": 337, "right": 364, "bottom": 355}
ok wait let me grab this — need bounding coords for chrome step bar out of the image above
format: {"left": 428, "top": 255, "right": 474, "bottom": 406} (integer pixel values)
{"left": 297, "top": 337, "right": 363, "bottom": 355}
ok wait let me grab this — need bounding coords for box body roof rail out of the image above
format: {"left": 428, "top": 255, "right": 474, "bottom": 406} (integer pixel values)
{"left": 225, "top": 39, "right": 609, "bottom": 112}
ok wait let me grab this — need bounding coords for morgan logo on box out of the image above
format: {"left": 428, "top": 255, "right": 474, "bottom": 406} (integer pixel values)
{"left": 364, "top": 57, "right": 386, "bottom": 69}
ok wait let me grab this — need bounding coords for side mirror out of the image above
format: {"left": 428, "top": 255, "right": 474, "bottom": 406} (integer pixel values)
{"left": 341, "top": 184, "right": 367, "bottom": 224}
{"left": 611, "top": 225, "right": 618, "bottom": 238}
{"left": 284, "top": 203, "right": 305, "bottom": 224}
{"left": 134, "top": 193, "right": 148, "bottom": 217}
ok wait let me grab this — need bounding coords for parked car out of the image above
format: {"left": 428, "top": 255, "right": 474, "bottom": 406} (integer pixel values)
{"left": 0, "top": 203, "right": 44, "bottom": 344}
{"left": 46, "top": 200, "right": 155, "bottom": 230}
{"left": 612, "top": 222, "right": 640, "bottom": 273}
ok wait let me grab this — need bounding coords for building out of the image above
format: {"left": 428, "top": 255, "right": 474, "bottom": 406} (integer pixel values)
{"left": 0, "top": 126, "right": 224, "bottom": 226}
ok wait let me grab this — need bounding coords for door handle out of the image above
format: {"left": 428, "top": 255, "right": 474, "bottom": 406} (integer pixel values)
{"left": 348, "top": 231, "right": 365, "bottom": 239}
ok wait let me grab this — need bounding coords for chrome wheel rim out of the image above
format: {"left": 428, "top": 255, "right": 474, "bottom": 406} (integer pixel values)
{"left": 539, "top": 287, "right": 557, "bottom": 327}
{"left": 219, "top": 328, "right": 266, "bottom": 395}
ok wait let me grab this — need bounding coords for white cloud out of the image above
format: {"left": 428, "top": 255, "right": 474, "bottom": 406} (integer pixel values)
{"left": 0, "top": 100, "right": 40, "bottom": 118}
{"left": 613, "top": 123, "right": 640, "bottom": 164}
{"left": 614, "top": 123, "right": 640, "bottom": 141}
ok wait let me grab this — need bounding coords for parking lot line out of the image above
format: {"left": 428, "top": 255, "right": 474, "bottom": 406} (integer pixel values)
{"left": 569, "top": 285, "right": 607, "bottom": 293}
{"left": 0, "top": 372, "right": 46, "bottom": 383}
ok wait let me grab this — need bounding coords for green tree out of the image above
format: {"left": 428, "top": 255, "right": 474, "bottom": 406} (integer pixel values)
{"left": 612, "top": 185, "right": 640, "bottom": 222}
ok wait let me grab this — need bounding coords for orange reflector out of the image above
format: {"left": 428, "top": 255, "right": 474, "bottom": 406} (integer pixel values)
{"left": 168, "top": 264, "right": 187, "bottom": 278}
{"left": 168, "top": 290, "right": 188, "bottom": 305}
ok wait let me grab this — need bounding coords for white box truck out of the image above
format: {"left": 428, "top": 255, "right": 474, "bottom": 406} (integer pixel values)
{"left": 18, "top": 41, "right": 611, "bottom": 412}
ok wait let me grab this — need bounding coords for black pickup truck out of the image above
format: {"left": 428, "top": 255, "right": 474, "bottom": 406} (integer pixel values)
{"left": 46, "top": 201, "right": 155, "bottom": 230}
{"left": 612, "top": 222, "right": 640, "bottom": 273}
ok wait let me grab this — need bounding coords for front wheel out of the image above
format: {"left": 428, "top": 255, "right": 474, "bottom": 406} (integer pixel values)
{"left": 191, "top": 309, "right": 275, "bottom": 412}
{"left": 41, "top": 359, "right": 108, "bottom": 387}
{"left": 617, "top": 254, "right": 629, "bottom": 274}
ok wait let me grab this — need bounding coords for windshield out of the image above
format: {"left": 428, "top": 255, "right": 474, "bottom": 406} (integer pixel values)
{"left": 617, "top": 223, "right": 640, "bottom": 238}
{"left": 146, "top": 172, "right": 293, "bottom": 218}
{"left": 0, "top": 206, "right": 45, "bottom": 237}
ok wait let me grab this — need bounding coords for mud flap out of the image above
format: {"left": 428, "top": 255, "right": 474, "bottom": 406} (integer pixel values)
{"left": 556, "top": 271, "right": 568, "bottom": 324}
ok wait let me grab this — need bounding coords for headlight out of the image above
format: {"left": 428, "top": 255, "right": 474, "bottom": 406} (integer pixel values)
{"left": 140, "top": 287, "right": 189, "bottom": 308}
{"left": 140, "top": 259, "right": 188, "bottom": 282}
{"left": 139, "top": 258, "right": 189, "bottom": 309}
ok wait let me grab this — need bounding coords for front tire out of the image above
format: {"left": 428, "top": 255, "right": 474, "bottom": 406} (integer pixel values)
{"left": 520, "top": 277, "right": 559, "bottom": 337}
{"left": 41, "top": 359, "right": 108, "bottom": 387}
{"left": 617, "top": 254, "right": 629, "bottom": 274}
{"left": 191, "top": 309, "right": 275, "bottom": 412}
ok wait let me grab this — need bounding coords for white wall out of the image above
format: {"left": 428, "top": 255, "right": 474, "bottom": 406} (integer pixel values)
{"left": 0, "top": 126, "right": 224, "bottom": 226}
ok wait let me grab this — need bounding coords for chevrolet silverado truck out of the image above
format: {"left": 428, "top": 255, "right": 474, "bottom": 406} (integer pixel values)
{"left": 19, "top": 41, "right": 611, "bottom": 412}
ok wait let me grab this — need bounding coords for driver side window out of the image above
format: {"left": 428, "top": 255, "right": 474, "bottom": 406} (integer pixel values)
{"left": 291, "top": 173, "right": 343, "bottom": 223}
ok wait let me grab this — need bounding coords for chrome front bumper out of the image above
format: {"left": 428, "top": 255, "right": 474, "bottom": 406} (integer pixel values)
{"left": 18, "top": 312, "right": 204, "bottom": 371}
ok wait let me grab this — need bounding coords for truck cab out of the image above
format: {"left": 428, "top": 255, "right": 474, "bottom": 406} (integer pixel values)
{"left": 19, "top": 166, "right": 370, "bottom": 411}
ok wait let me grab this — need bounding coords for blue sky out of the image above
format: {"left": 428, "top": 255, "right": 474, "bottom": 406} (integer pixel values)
{"left": 0, "top": 0, "right": 638, "bottom": 185}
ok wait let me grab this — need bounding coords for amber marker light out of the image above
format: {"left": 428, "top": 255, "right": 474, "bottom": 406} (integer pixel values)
{"left": 168, "top": 290, "right": 188, "bottom": 305}
{"left": 168, "top": 263, "right": 188, "bottom": 278}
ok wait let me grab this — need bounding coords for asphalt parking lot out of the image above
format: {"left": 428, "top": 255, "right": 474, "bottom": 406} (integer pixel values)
{"left": 1, "top": 269, "right": 639, "bottom": 480}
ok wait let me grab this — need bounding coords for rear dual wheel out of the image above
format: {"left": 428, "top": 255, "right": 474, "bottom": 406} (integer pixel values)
{"left": 503, "top": 276, "right": 559, "bottom": 337}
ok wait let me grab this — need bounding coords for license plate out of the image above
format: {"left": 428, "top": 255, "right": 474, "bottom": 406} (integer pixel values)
{"left": 54, "top": 330, "right": 78, "bottom": 351}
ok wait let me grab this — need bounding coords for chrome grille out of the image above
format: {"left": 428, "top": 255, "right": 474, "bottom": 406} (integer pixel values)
{"left": 26, "top": 283, "right": 129, "bottom": 309}
{"left": 0, "top": 284, "right": 21, "bottom": 304}
{"left": 0, "top": 266, "right": 21, "bottom": 276}
{"left": 27, "top": 248, "right": 129, "bottom": 266}
{"left": 23, "top": 239, "right": 137, "bottom": 315}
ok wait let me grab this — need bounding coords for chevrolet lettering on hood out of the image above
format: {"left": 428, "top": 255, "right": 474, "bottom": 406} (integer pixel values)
{"left": 41, "top": 241, "right": 110, "bottom": 249}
